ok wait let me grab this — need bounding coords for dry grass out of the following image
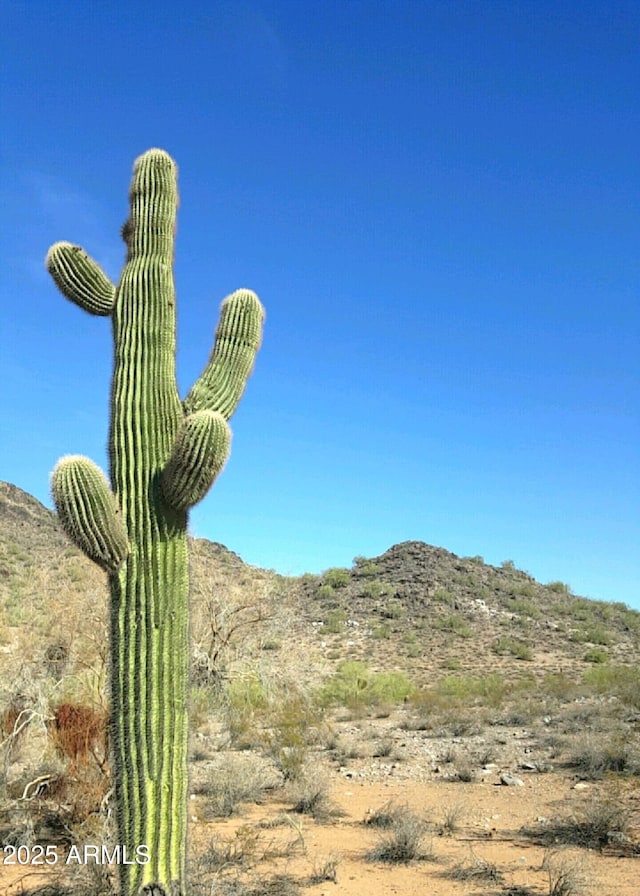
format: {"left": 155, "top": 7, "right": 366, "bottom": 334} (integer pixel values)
{"left": 523, "top": 793, "right": 634, "bottom": 852}
{"left": 366, "top": 806, "right": 432, "bottom": 863}
{"left": 542, "top": 850, "right": 592, "bottom": 896}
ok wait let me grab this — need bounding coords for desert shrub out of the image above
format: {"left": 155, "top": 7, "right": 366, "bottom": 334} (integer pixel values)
{"left": 541, "top": 672, "right": 579, "bottom": 701}
{"left": 370, "top": 671, "right": 414, "bottom": 703}
{"left": 514, "top": 582, "right": 537, "bottom": 598}
{"left": 352, "top": 558, "right": 381, "bottom": 577}
{"left": 318, "top": 662, "right": 415, "bottom": 709}
{"left": 432, "top": 589, "right": 456, "bottom": 606}
{"left": 372, "top": 624, "right": 392, "bottom": 640}
{"left": 567, "top": 734, "right": 640, "bottom": 779}
{"left": 525, "top": 796, "right": 632, "bottom": 850}
{"left": 508, "top": 598, "right": 541, "bottom": 619}
{"left": 320, "top": 609, "right": 347, "bottom": 634}
{"left": 448, "top": 854, "right": 501, "bottom": 883}
{"left": 364, "top": 800, "right": 408, "bottom": 829}
{"left": 435, "top": 672, "right": 511, "bottom": 708}
{"left": 322, "top": 568, "right": 350, "bottom": 588}
{"left": 547, "top": 581, "right": 572, "bottom": 595}
{"left": 582, "top": 664, "right": 640, "bottom": 709}
{"left": 2, "top": 698, "right": 30, "bottom": 740}
{"left": 366, "top": 807, "right": 430, "bottom": 863}
{"left": 316, "top": 583, "right": 335, "bottom": 601}
{"left": 309, "top": 854, "right": 340, "bottom": 884}
{"left": 373, "top": 737, "right": 394, "bottom": 758}
{"left": 44, "top": 643, "right": 70, "bottom": 678}
{"left": 190, "top": 684, "right": 217, "bottom": 729}
{"left": 202, "top": 756, "right": 273, "bottom": 817}
{"left": 542, "top": 850, "right": 590, "bottom": 896}
{"left": 288, "top": 767, "right": 335, "bottom": 820}
{"left": 381, "top": 599, "right": 403, "bottom": 619}
{"left": 493, "top": 636, "right": 532, "bottom": 660}
{"left": 583, "top": 647, "right": 608, "bottom": 664}
{"left": 261, "top": 639, "right": 281, "bottom": 651}
{"left": 440, "top": 801, "right": 465, "bottom": 835}
{"left": 359, "top": 579, "right": 387, "bottom": 599}
{"left": 50, "top": 703, "right": 107, "bottom": 767}
{"left": 452, "top": 757, "right": 475, "bottom": 783}
{"left": 572, "top": 624, "right": 613, "bottom": 646}
{"left": 224, "top": 673, "right": 269, "bottom": 744}
{"left": 434, "top": 614, "right": 472, "bottom": 638}
{"left": 261, "top": 693, "right": 324, "bottom": 781}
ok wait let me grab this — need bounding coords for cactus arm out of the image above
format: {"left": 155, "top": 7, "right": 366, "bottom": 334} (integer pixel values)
{"left": 160, "top": 410, "right": 231, "bottom": 511}
{"left": 46, "top": 241, "right": 116, "bottom": 315}
{"left": 184, "top": 288, "right": 265, "bottom": 419}
{"left": 50, "top": 455, "right": 129, "bottom": 571}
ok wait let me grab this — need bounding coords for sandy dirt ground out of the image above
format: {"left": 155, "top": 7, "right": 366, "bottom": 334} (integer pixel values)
{"left": 2, "top": 772, "right": 638, "bottom": 895}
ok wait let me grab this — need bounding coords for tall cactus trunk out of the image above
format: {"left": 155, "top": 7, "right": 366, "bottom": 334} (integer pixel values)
{"left": 45, "top": 149, "right": 265, "bottom": 895}
{"left": 110, "top": 537, "right": 190, "bottom": 892}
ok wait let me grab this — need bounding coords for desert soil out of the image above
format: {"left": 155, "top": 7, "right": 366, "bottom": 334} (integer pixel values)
{"left": 2, "top": 751, "right": 639, "bottom": 895}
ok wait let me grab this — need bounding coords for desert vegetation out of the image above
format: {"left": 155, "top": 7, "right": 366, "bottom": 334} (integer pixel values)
{"left": 1, "top": 481, "right": 639, "bottom": 894}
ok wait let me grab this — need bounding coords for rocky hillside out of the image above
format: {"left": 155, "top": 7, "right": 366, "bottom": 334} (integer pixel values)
{"left": 1, "top": 480, "right": 639, "bottom": 694}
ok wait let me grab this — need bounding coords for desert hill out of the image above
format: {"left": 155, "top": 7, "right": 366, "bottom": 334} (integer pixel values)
{"left": 1, "top": 479, "right": 638, "bottom": 694}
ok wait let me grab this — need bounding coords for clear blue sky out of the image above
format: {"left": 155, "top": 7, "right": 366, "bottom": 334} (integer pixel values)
{"left": 1, "top": 1, "right": 638, "bottom": 608}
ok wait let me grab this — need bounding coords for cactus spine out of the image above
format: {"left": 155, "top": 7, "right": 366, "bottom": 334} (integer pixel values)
{"left": 46, "top": 149, "right": 264, "bottom": 895}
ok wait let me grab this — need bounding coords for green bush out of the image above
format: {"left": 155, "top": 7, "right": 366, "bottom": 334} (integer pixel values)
{"left": 318, "top": 662, "right": 415, "bottom": 709}
{"left": 582, "top": 665, "right": 640, "bottom": 708}
{"left": 432, "top": 589, "right": 456, "bottom": 606}
{"left": 261, "top": 694, "right": 324, "bottom": 780}
{"left": 322, "top": 567, "right": 350, "bottom": 588}
{"left": 435, "top": 614, "right": 472, "bottom": 638}
{"left": 540, "top": 672, "right": 579, "bottom": 701}
{"left": 547, "top": 580, "right": 572, "bottom": 595}
{"left": 583, "top": 647, "right": 608, "bottom": 664}
{"left": 493, "top": 636, "right": 533, "bottom": 661}
{"left": 435, "top": 673, "right": 511, "bottom": 708}
{"left": 583, "top": 624, "right": 613, "bottom": 646}
{"left": 224, "top": 673, "right": 269, "bottom": 744}
{"left": 320, "top": 609, "right": 347, "bottom": 634}
{"left": 381, "top": 599, "right": 404, "bottom": 619}
{"left": 353, "top": 557, "right": 381, "bottom": 577}
{"left": 508, "top": 598, "right": 541, "bottom": 619}
{"left": 360, "top": 579, "right": 387, "bottom": 599}
{"left": 317, "top": 583, "right": 335, "bottom": 600}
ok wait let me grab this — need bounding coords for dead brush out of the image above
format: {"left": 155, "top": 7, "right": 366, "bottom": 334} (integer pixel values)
{"left": 366, "top": 805, "right": 433, "bottom": 863}
{"left": 364, "top": 799, "right": 405, "bottom": 829}
{"left": 49, "top": 703, "right": 108, "bottom": 768}
{"left": 439, "top": 801, "right": 465, "bottom": 835}
{"left": 308, "top": 852, "right": 340, "bottom": 884}
{"left": 523, "top": 793, "right": 634, "bottom": 852}
{"left": 567, "top": 733, "right": 640, "bottom": 780}
{"left": 542, "top": 849, "right": 592, "bottom": 896}
{"left": 200, "top": 755, "right": 274, "bottom": 818}
{"left": 447, "top": 849, "right": 502, "bottom": 883}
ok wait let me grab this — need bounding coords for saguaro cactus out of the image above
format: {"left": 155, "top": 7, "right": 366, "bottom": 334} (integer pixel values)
{"left": 46, "top": 149, "right": 264, "bottom": 895}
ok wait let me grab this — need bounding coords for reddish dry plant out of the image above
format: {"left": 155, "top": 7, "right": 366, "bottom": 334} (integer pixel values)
{"left": 2, "top": 702, "right": 23, "bottom": 735}
{"left": 51, "top": 702, "right": 108, "bottom": 766}
{"left": 1, "top": 699, "right": 31, "bottom": 746}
